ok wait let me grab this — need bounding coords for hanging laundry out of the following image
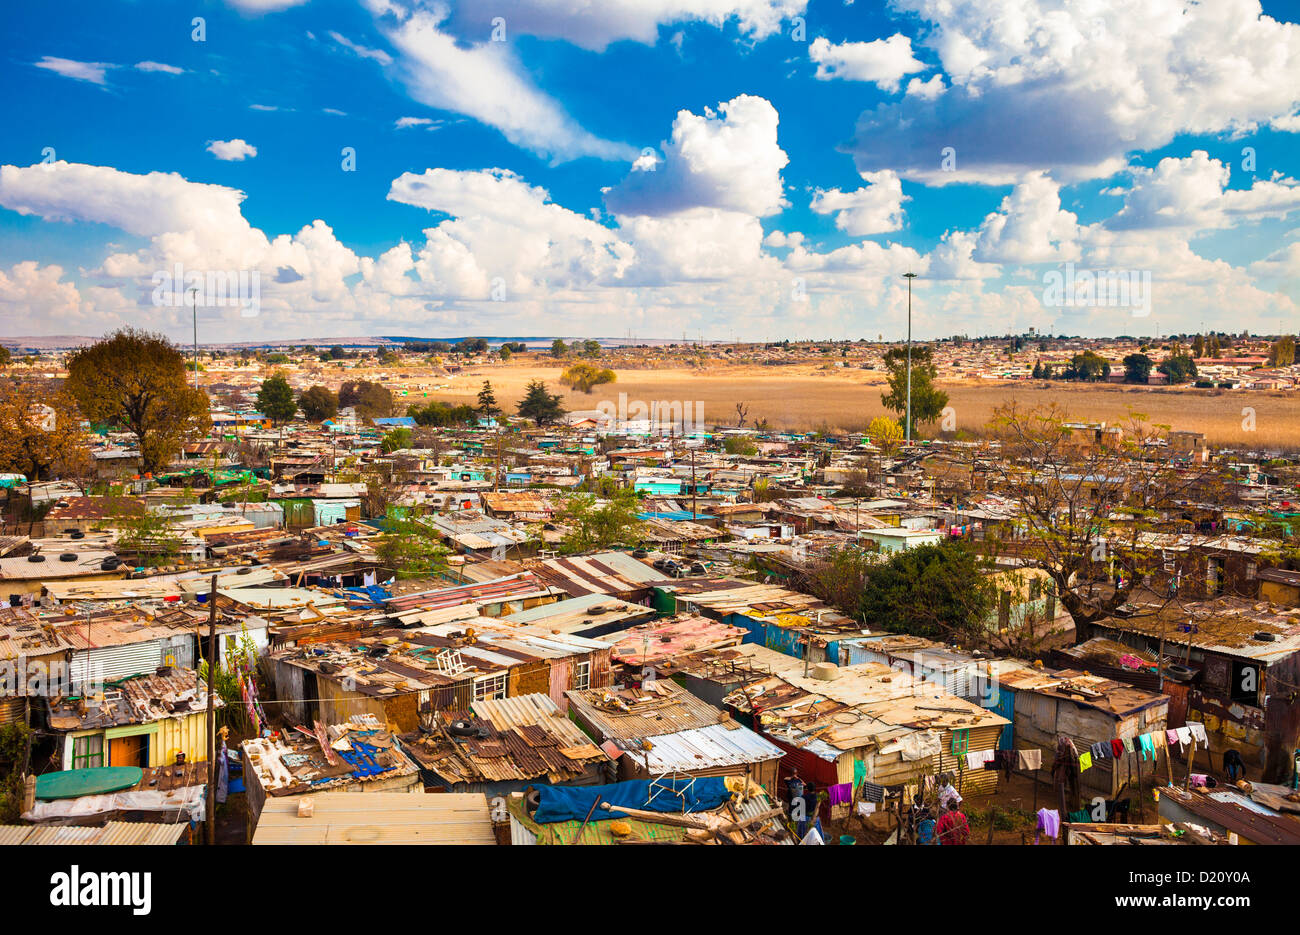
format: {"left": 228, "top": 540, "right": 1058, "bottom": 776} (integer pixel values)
{"left": 853, "top": 759, "right": 866, "bottom": 790}
{"left": 827, "top": 782, "right": 853, "bottom": 807}
{"left": 1110, "top": 739, "right": 1124, "bottom": 757}
{"left": 1089, "top": 741, "right": 1109, "bottom": 761}
{"left": 1017, "top": 748, "right": 1042, "bottom": 771}
{"left": 1187, "top": 722, "right": 1208, "bottom": 748}
{"left": 1079, "top": 751, "right": 1092, "bottom": 772}
{"left": 1166, "top": 729, "right": 1180, "bottom": 746}
{"left": 1122, "top": 737, "right": 1135, "bottom": 754}
{"left": 859, "top": 781, "right": 885, "bottom": 803}
{"left": 965, "top": 749, "right": 994, "bottom": 770}
{"left": 1138, "top": 734, "right": 1155, "bottom": 760}
{"left": 1036, "top": 808, "right": 1060, "bottom": 840}
{"left": 1175, "top": 726, "right": 1192, "bottom": 749}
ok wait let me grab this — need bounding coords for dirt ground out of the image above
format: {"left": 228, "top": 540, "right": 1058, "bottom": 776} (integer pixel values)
{"left": 370, "top": 357, "right": 1300, "bottom": 447}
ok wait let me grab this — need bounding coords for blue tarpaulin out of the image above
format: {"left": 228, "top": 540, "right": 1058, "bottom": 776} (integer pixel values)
{"left": 532, "top": 778, "right": 732, "bottom": 824}
{"left": 341, "top": 584, "right": 392, "bottom": 607}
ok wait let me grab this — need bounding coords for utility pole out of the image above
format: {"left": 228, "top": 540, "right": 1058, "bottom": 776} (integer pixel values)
{"left": 205, "top": 572, "right": 217, "bottom": 846}
{"left": 903, "top": 272, "right": 917, "bottom": 444}
{"left": 690, "top": 448, "right": 697, "bottom": 519}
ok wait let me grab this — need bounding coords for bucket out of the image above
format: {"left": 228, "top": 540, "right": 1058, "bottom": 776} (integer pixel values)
{"left": 839, "top": 835, "right": 856, "bottom": 846}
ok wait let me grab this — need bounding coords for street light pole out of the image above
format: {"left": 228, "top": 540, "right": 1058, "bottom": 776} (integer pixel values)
{"left": 190, "top": 287, "right": 200, "bottom": 393}
{"left": 903, "top": 272, "right": 916, "bottom": 444}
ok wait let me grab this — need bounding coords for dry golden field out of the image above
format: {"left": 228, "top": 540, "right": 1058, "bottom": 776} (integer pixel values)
{"left": 379, "top": 358, "right": 1300, "bottom": 447}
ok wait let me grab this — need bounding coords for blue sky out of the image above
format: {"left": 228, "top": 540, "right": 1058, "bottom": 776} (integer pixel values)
{"left": 1, "top": 0, "right": 1299, "bottom": 343}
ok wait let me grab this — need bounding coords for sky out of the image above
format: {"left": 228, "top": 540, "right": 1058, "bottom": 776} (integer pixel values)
{"left": 1, "top": 0, "right": 1299, "bottom": 344}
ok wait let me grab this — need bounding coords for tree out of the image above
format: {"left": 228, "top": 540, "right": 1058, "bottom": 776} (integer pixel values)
{"left": 380, "top": 427, "right": 413, "bottom": 453}
{"left": 858, "top": 541, "right": 994, "bottom": 644}
{"left": 965, "top": 402, "right": 1226, "bottom": 633}
{"left": 553, "top": 487, "right": 644, "bottom": 554}
{"left": 498, "top": 345, "right": 513, "bottom": 361}
{"left": 257, "top": 374, "right": 297, "bottom": 425}
{"left": 65, "top": 328, "right": 211, "bottom": 474}
{"left": 1031, "top": 361, "right": 1043, "bottom": 379}
{"left": 1158, "top": 353, "right": 1197, "bottom": 384}
{"left": 0, "top": 381, "right": 91, "bottom": 481}
{"left": 408, "top": 400, "right": 477, "bottom": 427}
{"left": 517, "top": 380, "right": 564, "bottom": 425}
{"left": 1192, "top": 334, "right": 1206, "bottom": 358}
{"left": 0, "top": 347, "right": 11, "bottom": 367}
{"left": 580, "top": 339, "right": 601, "bottom": 358}
{"left": 880, "top": 345, "right": 949, "bottom": 436}
{"left": 106, "top": 496, "right": 182, "bottom": 567}
{"left": 477, "top": 381, "right": 501, "bottom": 417}
{"left": 803, "top": 546, "right": 875, "bottom": 618}
{"left": 723, "top": 435, "right": 758, "bottom": 456}
{"left": 375, "top": 509, "right": 450, "bottom": 579}
{"left": 867, "top": 416, "right": 903, "bottom": 454}
{"left": 352, "top": 382, "right": 394, "bottom": 421}
{"left": 559, "top": 362, "right": 616, "bottom": 394}
{"left": 1122, "top": 353, "right": 1154, "bottom": 384}
{"left": 1267, "top": 336, "right": 1296, "bottom": 367}
{"left": 551, "top": 338, "right": 568, "bottom": 357}
{"left": 1063, "top": 350, "right": 1110, "bottom": 381}
{"left": 299, "top": 385, "right": 338, "bottom": 422}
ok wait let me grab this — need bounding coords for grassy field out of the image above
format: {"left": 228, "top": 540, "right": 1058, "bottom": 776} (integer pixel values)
{"left": 385, "top": 359, "right": 1299, "bottom": 447}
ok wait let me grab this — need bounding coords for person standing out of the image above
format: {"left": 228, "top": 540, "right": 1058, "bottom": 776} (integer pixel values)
{"left": 936, "top": 800, "right": 970, "bottom": 845}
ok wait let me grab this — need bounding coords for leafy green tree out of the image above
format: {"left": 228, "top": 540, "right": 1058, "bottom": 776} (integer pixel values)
{"left": 1267, "top": 336, "right": 1296, "bottom": 367}
{"left": 551, "top": 338, "right": 568, "bottom": 357}
{"left": 257, "top": 374, "right": 297, "bottom": 425}
{"left": 1063, "top": 351, "right": 1110, "bottom": 381}
{"left": 1122, "top": 353, "right": 1154, "bottom": 384}
{"left": 65, "top": 328, "right": 211, "bottom": 474}
{"left": 375, "top": 509, "right": 450, "bottom": 578}
{"left": 381, "top": 427, "right": 413, "bottom": 452}
{"left": 553, "top": 487, "right": 644, "bottom": 554}
{"left": 408, "top": 400, "right": 477, "bottom": 427}
{"left": 880, "top": 345, "right": 949, "bottom": 436}
{"left": 858, "top": 541, "right": 993, "bottom": 644}
{"left": 580, "top": 339, "right": 601, "bottom": 358}
{"left": 723, "top": 435, "right": 758, "bottom": 456}
{"left": 298, "top": 385, "right": 338, "bottom": 422}
{"left": 517, "top": 380, "right": 564, "bottom": 425}
{"left": 108, "top": 496, "right": 183, "bottom": 567}
{"left": 498, "top": 345, "right": 513, "bottom": 361}
{"left": 1158, "top": 353, "right": 1198, "bottom": 384}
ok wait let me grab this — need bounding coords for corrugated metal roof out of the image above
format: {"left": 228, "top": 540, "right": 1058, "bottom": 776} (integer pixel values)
{"left": 629, "top": 722, "right": 785, "bottom": 772}
{"left": 0, "top": 822, "right": 187, "bottom": 845}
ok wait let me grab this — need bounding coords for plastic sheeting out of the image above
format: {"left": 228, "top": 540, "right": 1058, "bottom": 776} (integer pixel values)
{"left": 22, "top": 784, "right": 205, "bottom": 823}
{"left": 531, "top": 777, "right": 731, "bottom": 824}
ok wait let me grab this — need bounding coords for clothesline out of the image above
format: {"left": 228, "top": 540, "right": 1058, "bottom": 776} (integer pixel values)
{"left": 1078, "top": 721, "right": 1206, "bottom": 773}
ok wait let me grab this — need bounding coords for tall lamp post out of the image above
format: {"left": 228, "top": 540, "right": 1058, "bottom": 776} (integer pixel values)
{"left": 903, "top": 272, "right": 916, "bottom": 444}
{"left": 189, "top": 286, "right": 200, "bottom": 393}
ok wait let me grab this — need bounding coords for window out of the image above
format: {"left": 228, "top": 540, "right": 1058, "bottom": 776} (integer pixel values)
{"left": 473, "top": 673, "right": 506, "bottom": 701}
{"left": 573, "top": 660, "right": 592, "bottom": 692}
{"left": 72, "top": 733, "right": 104, "bottom": 770}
